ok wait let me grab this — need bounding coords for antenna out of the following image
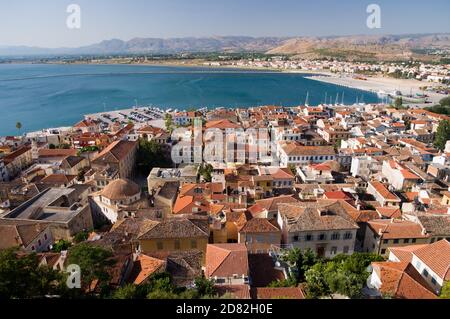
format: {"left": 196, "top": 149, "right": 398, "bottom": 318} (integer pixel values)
{"left": 341, "top": 92, "right": 345, "bottom": 105}
{"left": 335, "top": 93, "right": 339, "bottom": 106}
{"left": 324, "top": 92, "right": 328, "bottom": 105}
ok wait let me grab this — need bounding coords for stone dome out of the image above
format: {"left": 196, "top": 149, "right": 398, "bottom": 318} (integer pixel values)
{"left": 100, "top": 178, "right": 140, "bottom": 200}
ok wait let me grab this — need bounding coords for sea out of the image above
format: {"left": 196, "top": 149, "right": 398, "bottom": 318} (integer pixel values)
{"left": 0, "top": 63, "right": 381, "bottom": 136}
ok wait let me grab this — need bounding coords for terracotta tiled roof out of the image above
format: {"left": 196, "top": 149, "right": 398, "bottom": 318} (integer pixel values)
{"left": 74, "top": 119, "right": 96, "bottom": 128}
{"left": 311, "top": 163, "right": 332, "bottom": 171}
{"left": 282, "top": 144, "right": 335, "bottom": 157}
{"left": 324, "top": 191, "right": 352, "bottom": 201}
{"left": 205, "top": 119, "right": 241, "bottom": 130}
{"left": 238, "top": 218, "right": 280, "bottom": 233}
{"left": 278, "top": 202, "right": 359, "bottom": 232}
{"left": 0, "top": 220, "right": 50, "bottom": 249}
{"left": 40, "top": 174, "right": 77, "bottom": 185}
{"left": 413, "top": 240, "right": 450, "bottom": 280}
{"left": 372, "top": 261, "right": 437, "bottom": 299}
{"left": 93, "top": 140, "right": 137, "bottom": 163}
{"left": 173, "top": 195, "right": 209, "bottom": 214}
{"left": 252, "top": 195, "right": 299, "bottom": 213}
{"left": 417, "top": 215, "right": 450, "bottom": 237}
{"left": 3, "top": 146, "right": 32, "bottom": 164}
{"left": 369, "top": 181, "right": 401, "bottom": 202}
{"left": 38, "top": 148, "right": 77, "bottom": 158}
{"left": 368, "top": 219, "right": 428, "bottom": 240}
{"left": 100, "top": 178, "right": 140, "bottom": 200}
{"left": 205, "top": 244, "right": 249, "bottom": 278}
{"left": 138, "top": 218, "right": 209, "bottom": 240}
{"left": 259, "top": 167, "right": 294, "bottom": 180}
{"left": 129, "top": 254, "right": 166, "bottom": 285}
{"left": 346, "top": 210, "right": 380, "bottom": 223}
{"left": 376, "top": 207, "right": 402, "bottom": 219}
{"left": 389, "top": 245, "right": 428, "bottom": 263}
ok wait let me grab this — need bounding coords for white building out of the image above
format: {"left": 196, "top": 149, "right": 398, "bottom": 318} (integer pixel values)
{"left": 278, "top": 143, "right": 336, "bottom": 167}
{"left": 350, "top": 156, "right": 381, "bottom": 178}
{"left": 90, "top": 178, "right": 142, "bottom": 224}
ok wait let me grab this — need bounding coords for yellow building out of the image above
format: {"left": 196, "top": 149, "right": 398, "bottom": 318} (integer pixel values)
{"left": 441, "top": 191, "right": 450, "bottom": 206}
{"left": 364, "top": 219, "right": 430, "bottom": 257}
{"left": 238, "top": 218, "right": 281, "bottom": 254}
{"left": 251, "top": 176, "right": 273, "bottom": 200}
{"left": 137, "top": 217, "right": 209, "bottom": 263}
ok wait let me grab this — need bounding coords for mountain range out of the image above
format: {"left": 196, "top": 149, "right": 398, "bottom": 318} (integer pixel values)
{"left": 1, "top": 34, "right": 449, "bottom": 61}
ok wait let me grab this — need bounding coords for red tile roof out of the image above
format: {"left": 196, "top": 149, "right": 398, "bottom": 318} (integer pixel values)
{"left": 413, "top": 240, "right": 450, "bottom": 280}
{"left": 368, "top": 219, "right": 428, "bottom": 240}
{"left": 129, "top": 254, "right": 166, "bottom": 285}
{"left": 205, "top": 244, "right": 249, "bottom": 278}
{"left": 369, "top": 181, "right": 401, "bottom": 202}
{"left": 372, "top": 261, "right": 437, "bottom": 299}
{"left": 238, "top": 218, "right": 280, "bottom": 234}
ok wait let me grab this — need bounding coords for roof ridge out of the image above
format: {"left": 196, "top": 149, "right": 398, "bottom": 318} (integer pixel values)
{"left": 209, "top": 247, "right": 231, "bottom": 277}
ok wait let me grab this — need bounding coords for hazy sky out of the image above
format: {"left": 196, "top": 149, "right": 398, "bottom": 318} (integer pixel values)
{"left": 1, "top": 0, "right": 449, "bottom": 48}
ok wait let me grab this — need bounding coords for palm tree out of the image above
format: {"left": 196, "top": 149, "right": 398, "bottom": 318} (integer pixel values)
{"left": 16, "top": 122, "right": 22, "bottom": 135}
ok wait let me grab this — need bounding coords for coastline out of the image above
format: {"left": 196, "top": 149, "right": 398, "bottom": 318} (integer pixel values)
{"left": 38, "top": 59, "right": 332, "bottom": 75}
{"left": 306, "top": 74, "right": 445, "bottom": 105}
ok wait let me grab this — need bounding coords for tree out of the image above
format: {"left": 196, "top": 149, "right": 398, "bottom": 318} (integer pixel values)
{"left": 393, "top": 97, "right": 403, "bottom": 109}
{"left": 165, "top": 113, "right": 174, "bottom": 133}
{"left": 112, "top": 284, "right": 139, "bottom": 299}
{"left": 287, "top": 164, "right": 297, "bottom": 177}
{"left": 304, "top": 253, "right": 383, "bottom": 299}
{"left": 334, "top": 139, "right": 342, "bottom": 152}
{"left": 304, "top": 263, "right": 331, "bottom": 299}
{"left": 137, "top": 139, "right": 172, "bottom": 176}
{"left": 279, "top": 248, "right": 318, "bottom": 283}
{"left": 67, "top": 244, "right": 114, "bottom": 292}
{"left": 15, "top": 122, "right": 22, "bottom": 135}
{"left": 440, "top": 96, "right": 450, "bottom": 107}
{"left": 73, "top": 230, "right": 90, "bottom": 243}
{"left": 0, "top": 248, "right": 63, "bottom": 298}
{"left": 434, "top": 120, "right": 450, "bottom": 151}
{"left": 194, "top": 277, "right": 217, "bottom": 298}
{"left": 268, "top": 277, "right": 297, "bottom": 288}
{"left": 425, "top": 104, "right": 450, "bottom": 115}
{"left": 440, "top": 281, "right": 450, "bottom": 299}
{"left": 77, "top": 168, "right": 88, "bottom": 182}
{"left": 52, "top": 239, "right": 72, "bottom": 252}
{"left": 198, "top": 164, "right": 213, "bottom": 182}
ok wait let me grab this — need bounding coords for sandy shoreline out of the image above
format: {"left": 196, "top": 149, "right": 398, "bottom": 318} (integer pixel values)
{"left": 306, "top": 74, "right": 446, "bottom": 105}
